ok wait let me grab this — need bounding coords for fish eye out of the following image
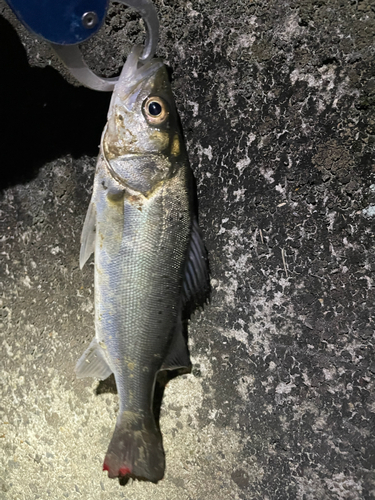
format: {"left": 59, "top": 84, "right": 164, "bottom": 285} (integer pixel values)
{"left": 149, "top": 101, "right": 162, "bottom": 116}
{"left": 142, "top": 96, "right": 169, "bottom": 125}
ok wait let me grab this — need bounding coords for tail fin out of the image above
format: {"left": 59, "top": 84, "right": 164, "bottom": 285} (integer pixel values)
{"left": 103, "top": 411, "right": 165, "bottom": 483}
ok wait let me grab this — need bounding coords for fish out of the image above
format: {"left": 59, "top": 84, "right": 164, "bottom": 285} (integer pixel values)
{"left": 75, "top": 45, "right": 209, "bottom": 484}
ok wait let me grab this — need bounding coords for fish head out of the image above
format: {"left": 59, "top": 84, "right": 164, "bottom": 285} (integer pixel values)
{"left": 102, "top": 46, "right": 185, "bottom": 194}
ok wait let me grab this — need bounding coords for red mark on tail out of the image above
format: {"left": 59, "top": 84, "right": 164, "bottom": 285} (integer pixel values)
{"left": 119, "top": 466, "right": 131, "bottom": 477}
{"left": 103, "top": 463, "right": 109, "bottom": 472}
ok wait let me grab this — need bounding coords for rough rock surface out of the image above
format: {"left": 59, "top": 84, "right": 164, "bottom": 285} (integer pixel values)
{"left": 1, "top": 1, "right": 375, "bottom": 499}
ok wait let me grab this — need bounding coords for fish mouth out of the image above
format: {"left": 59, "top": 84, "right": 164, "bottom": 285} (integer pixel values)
{"left": 108, "top": 153, "right": 163, "bottom": 159}
{"left": 108, "top": 45, "right": 164, "bottom": 113}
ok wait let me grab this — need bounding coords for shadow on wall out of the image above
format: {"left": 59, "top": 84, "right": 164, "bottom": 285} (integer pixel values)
{"left": 0, "top": 15, "right": 112, "bottom": 191}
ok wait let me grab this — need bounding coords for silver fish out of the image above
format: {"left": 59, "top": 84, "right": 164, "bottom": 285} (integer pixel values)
{"left": 76, "top": 45, "right": 208, "bottom": 483}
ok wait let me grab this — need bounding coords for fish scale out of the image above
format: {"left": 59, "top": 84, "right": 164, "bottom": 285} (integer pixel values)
{"left": 96, "top": 173, "right": 190, "bottom": 405}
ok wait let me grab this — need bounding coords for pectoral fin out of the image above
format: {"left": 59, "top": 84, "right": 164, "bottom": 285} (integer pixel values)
{"left": 79, "top": 200, "right": 96, "bottom": 269}
{"left": 75, "top": 337, "right": 112, "bottom": 380}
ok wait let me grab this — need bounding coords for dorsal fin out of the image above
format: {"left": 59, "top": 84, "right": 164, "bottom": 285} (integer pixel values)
{"left": 182, "top": 218, "right": 210, "bottom": 308}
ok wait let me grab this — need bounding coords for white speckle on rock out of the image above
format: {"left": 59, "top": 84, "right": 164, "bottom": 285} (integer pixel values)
{"left": 236, "top": 33, "right": 256, "bottom": 49}
{"left": 275, "top": 183, "right": 286, "bottom": 195}
{"left": 362, "top": 205, "right": 375, "bottom": 218}
{"left": 236, "top": 157, "right": 250, "bottom": 175}
{"left": 290, "top": 68, "right": 318, "bottom": 87}
{"left": 226, "top": 33, "right": 255, "bottom": 57}
{"left": 326, "top": 211, "right": 336, "bottom": 231}
{"left": 232, "top": 188, "right": 247, "bottom": 202}
{"left": 50, "top": 246, "right": 61, "bottom": 255}
{"left": 186, "top": 2, "right": 200, "bottom": 17}
{"left": 21, "top": 275, "right": 32, "bottom": 288}
{"left": 247, "top": 133, "right": 256, "bottom": 145}
{"left": 236, "top": 375, "right": 255, "bottom": 400}
{"left": 210, "top": 278, "right": 218, "bottom": 288}
{"left": 221, "top": 325, "right": 250, "bottom": 347}
{"left": 275, "top": 382, "right": 294, "bottom": 395}
{"left": 203, "top": 145, "right": 212, "bottom": 160}
{"left": 187, "top": 100, "right": 199, "bottom": 117}
{"left": 80, "top": 298, "right": 94, "bottom": 313}
{"left": 259, "top": 166, "right": 275, "bottom": 183}
{"left": 217, "top": 218, "right": 229, "bottom": 235}
{"left": 323, "top": 367, "right": 337, "bottom": 381}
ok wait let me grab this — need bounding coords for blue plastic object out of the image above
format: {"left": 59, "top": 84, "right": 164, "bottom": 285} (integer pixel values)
{"left": 3, "top": 0, "right": 159, "bottom": 90}
{"left": 5, "top": 0, "right": 109, "bottom": 45}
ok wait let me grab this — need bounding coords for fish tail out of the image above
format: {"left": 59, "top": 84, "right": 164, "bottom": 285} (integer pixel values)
{"left": 103, "top": 411, "right": 165, "bottom": 483}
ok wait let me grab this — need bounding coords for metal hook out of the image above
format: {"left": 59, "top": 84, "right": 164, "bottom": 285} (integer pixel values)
{"left": 122, "top": 0, "right": 159, "bottom": 63}
{"left": 51, "top": 0, "right": 159, "bottom": 91}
